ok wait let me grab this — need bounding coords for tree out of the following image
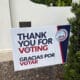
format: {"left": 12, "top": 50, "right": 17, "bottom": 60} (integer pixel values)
{"left": 64, "top": 2, "right": 80, "bottom": 80}
{"left": 30, "top": 0, "right": 72, "bottom": 6}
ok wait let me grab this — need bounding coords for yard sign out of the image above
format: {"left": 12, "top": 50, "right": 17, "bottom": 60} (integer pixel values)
{"left": 11, "top": 25, "right": 70, "bottom": 71}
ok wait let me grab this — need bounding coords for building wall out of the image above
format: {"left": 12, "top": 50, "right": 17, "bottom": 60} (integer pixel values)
{"left": 10, "top": 0, "right": 73, "bottom": 27}
{"left": 0, "top": 0, "right": 74, "bottom": 50}
{"left": 0, "top": 0, "right": 11, "bottom": 50}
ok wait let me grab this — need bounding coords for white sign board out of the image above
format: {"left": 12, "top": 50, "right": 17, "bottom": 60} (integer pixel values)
{"left": 11, "top": 25, "right": 70, "bottom": 71}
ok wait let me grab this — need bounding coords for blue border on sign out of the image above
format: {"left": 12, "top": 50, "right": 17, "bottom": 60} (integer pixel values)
{"left": 57, "top": 25, "right": 70, "bottom": 63}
